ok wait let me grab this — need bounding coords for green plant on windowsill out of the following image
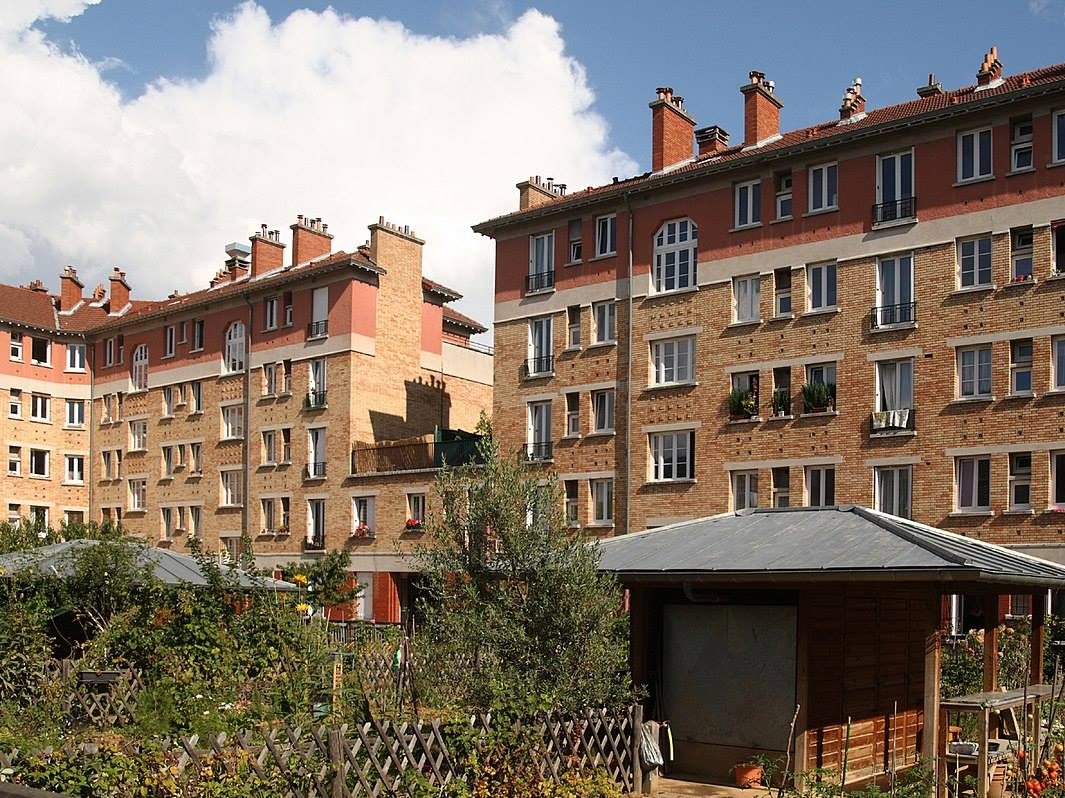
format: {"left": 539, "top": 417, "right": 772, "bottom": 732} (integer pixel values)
{"left": 727, "top": 388, "right": 757, "bottom": 419}
{"left": 801, "top": 382, "right": 835, "bottom": 414}
{"left": 770, "top": 389, "right": 791, "bottom": 417}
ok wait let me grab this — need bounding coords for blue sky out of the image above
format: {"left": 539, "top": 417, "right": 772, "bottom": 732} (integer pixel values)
{"left": 43, "top": 0, "right": 1065, "bottom": 172}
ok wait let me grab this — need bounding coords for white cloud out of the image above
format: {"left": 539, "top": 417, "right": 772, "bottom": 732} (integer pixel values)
{"left": 0, "top": 1, "right": 636, "bottom": 336}
{"left": 0, "top": 0, "right": 100, "bottom": 35}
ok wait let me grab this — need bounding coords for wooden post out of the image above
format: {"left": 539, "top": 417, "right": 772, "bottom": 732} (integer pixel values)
{"left": 1032, "top": 591, "right": 1047, "bottom": 686}
{"left": 328, "top": 727, "right": 345, "bottom": 798}
{"left": 632, "top": 703, "right": 644, "bottom": 794}
{"left": 924, "top": 625, "right": 942, "bottom": 767}
{"left": 977, "top": 707, "right": 990, "bottom": 798}
{"left": 983, "top": 594, "right": 1000, "bottom": 693}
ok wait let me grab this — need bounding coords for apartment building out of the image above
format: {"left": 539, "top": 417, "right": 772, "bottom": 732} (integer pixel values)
{"left": 476, "top": 49, "right": 1065, "bottom": 566}
{"left": 0, "top": 215, "right": 492, "bottom": 622}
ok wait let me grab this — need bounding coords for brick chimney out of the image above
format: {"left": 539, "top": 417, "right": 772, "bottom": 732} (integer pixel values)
{"left": 517, "top": 176, "right": 565, "bottom": 212}
{"left": 695, "top": 125, "right": 730, "bottom": 157}
{"left": 650, "top": 87, "right": 695, "bottom": 171}
{"left": 109, "top": 267, "right": 130, "bottom": 312}
{"left": 740, "top": 71, "right": 782, "bottom": 148}
{"left": 290, "top": 215, "right": 333, "bottom": 266}
{"left": 59, "top": 265, "right": 83, "bottom": 311}
{"left": 838, "top": 77, "right": 866, "bottom": 122}
{"left": 916, "top": 73, "right": 943, "bottom": 98}
{"left": 249, "top": 224, "right": 285, "bottom": 277}
{"left": 977, "top": 46, "right": 1003, "bottom": 88}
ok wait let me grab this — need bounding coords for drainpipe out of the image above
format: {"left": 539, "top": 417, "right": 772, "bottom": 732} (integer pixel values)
{"left": 86, "top": 334, "right": 94, "bottom": 523}
{"left": 242, "top": 295, "right": 254, "bottom": 551}
{"left": 622, "top": 191, "right": 635, "bottom": 536}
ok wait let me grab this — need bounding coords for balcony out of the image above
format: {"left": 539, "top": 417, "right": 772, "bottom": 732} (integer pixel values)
{"left": 872, "top": 196, "right": 916, "bottom": 226}
{"left": 871, "top": 301, "right": 917, "bottom": 330}
{"left": 526, "top": 270, "right": 555, "bottom": 294}
{"left": 521, "top": 355, "right": 554, "bottom": 379}
{"left": 307, "top": 320, "right": 328, "bottom": 339}
{"left": 304, "top": 389, "right": 327, "bottom": 409}
{"left": 523, "top": 441, "right": 554, "bottom": 462}
{"left": 871, "top": 408, "right": 915, "bottom": 436}
{"left": 351, "top": 429, "right": 483, "bottom": 475}
{"left": 304, "top": 461, "right": 327, "bottom": 480}
{"left": 303, "top": 534, "right": 325, "bottom": 551}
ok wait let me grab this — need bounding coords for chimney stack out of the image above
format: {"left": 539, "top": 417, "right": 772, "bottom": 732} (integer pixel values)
{"left": 977, "top": 46, "right": 1003, "bottom": 88}
{"left": 740, "top": 71, "right": 782, "bottom": 148}
{"left": 695, "top": 125, "right": 730, "bottom": 157}
{"left": 516, "top": 175, "right": 565, "bottom": 211}
{"left": 109, "top": 267, "right": 130, "bottom": 312}
{"left": 290, "top": 214, "right": 333, "bottom": 266}
{"left": 649, "top": 86, "right": 696, "bottom": 171}
{"left": 838, "top": 77, "right": 866, "bottom": 122}
{"left": 249, "top": 224, "right": 285, "bottom": 278}
{"left": 916, "top": 73, "right": 943, "bottom": 98}
{"left": 59, "top": 265, "right": 83, "bottom": 311}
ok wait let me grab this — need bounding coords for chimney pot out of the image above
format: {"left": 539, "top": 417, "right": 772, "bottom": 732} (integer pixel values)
{"left": 695, "top": 124, "right": 731, "bottom": 156}
{"left": 740, "top": 69, "right": 783, "bottom": 147}
{"left": 977, "top": 46, "right": 1003, "bottom": 87}
{"left": 649, "top": 83, "right": 696, "bottom": 171}
{"left": 916, "top": 72, "right": 943, "bottom": 98}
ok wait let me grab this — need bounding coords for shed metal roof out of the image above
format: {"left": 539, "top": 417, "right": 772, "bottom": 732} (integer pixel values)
{"left": 597, "top": 506, "right": 1065, "bottom": 587}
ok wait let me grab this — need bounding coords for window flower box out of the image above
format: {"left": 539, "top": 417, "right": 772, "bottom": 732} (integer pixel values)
{"left": 727, "top": 388, "right": 757, "bottom": 420}
{"left": 351, "top": 523, "right": 374, "bottom": 539}
{"left": 801, "top": 382, "right": 836, "bottom": 414}
{"left": 404, "top": 519, "right": 423, "bottom": 532}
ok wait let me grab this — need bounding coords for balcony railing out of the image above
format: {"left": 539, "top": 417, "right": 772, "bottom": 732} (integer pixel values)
{"left": 526, "top": 270, "right": 555, "bottom": 293}
{"left": 522, "top": 355, "right": 554, "bottom": 378}
{"left": 304, "top": 461, "right": 327, "bottom": 479}
{"left": 351, "top": 431, "right": 484, "bottom": 475}
{"left": 523, "top": 441, "right": 554, "bottom": 462}
{"left": 307, "top": 320, "right": 328, "bottom": 338}
{"left": 871, "top": 301, "right": 917, "bottom": 329}
{"left": 871, "top": 407, "right": 915, "bottom": 434}
{"left": 305, "top": 389, "right": 327, "bottom": 409}
{"left": 872, "top": 196, "right": 916, "bottom": 225}
{"left": 304, "top": 534, "right": 325, "bottom": 551}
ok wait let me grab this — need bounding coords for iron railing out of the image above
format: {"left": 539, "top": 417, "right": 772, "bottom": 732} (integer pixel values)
{"left": 526, "top": 270, "right": 555, "bottom": 293}
{"left": 351, "top": 434, "right": 484, "bottom": 474}
{"left": 305, "top": 389, "right": 327, "bottom": 409}
{"left": 304, "top": 534, "right": 325, "bottom": 551}
{"left": 872, "top": 195, "right": 916, "bottom": 225}
{"left": 522, "top": 355, "right": 554, "bottom": 378}
{"left": 523, "top": 441, "right": 554, "bottom": 462}
{"left": 871, "top": 407, "right": 915, "bottom": 434}
{"left": 871, "top": 300, "right": 917, "bottom": 329}
{"left": 306, "top": 320, "right": 328, "bottom": 338}
{"left": 304, "top": 461, "right": 327, "bottom": 479}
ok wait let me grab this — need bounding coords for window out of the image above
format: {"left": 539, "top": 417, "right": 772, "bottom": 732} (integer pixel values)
{"left": 808, "top": 163, "right": 838, "bottom": 212}
{"left": 775, "top": 171, "right": 792, "bottom": 218}
{"left": 564, "top": 480, "right": 579, "bottom": 526}
{"left": 281, "top": 360, "right": 292, "bottom": 393}
{"left": 30, "top": 394, "right": 49, "bottom": 422}
{"left": 128, "top": 419, "right": 147, "bottom": 450}
{"left": 876, "top": 359, "right": 913, "bottom": 412}
{"left": 958, "top": 236, "right": 993, "bottom": 288}
{"left": 565, "top": 392, "right": 580, "bottom": 437}
{"left": 30, "top": 506, "right": 47, "bottom": 528}
{"left": 1009, "top": 453, "right": 1032, "bottom": 511}
{"left": 178, "top": 321, "right": 188, "bottom": 344}
{"left": 101, "top": 450, "right": 112, "bottom": 480}
{"left": 875, "top": 150, "right": 914, "bottom": 221}
{"left": 189, "top": 442, "right": 203, "bottom": 475}
{"left": 261, "top": 498, "right": 276, "bottom": 532}
{"left": 526, "top": 400, "right": 552, "bottom": 460}
{"left": 130, "top": 344, "right": 148, "bottom": 390}
{"left": 1010, "top": 116, "right": 1034, "bottom": 171}
{"left": 653, "top": 219, "right": 698, "bottom": 293}
{"left": 407, "top": 493, "right": 426, "bottom": 525}
{"left": 591, "top": 479, "right": 613, "bottom": 524}
{"left": 220, "top": 469, "right": 244, "bottom": 507}
{"left": 101, "top": 393, "right": 114, "bottom": 423}
{"left": 66, "top": 343, "right": 85, "bottom": 371}
{"left": 567, "top": 219, "right": 582, "bottom": 263}
{"left": 565, "top": 305, "right": 581, "bottom": 349}
{"left": 595, "top": 214, "right": 617, "bottom": 257}
{"left": 593, "top": 301, "right": 616, "bottom": 343}
{"left": 1011, "top": 339, "right": 1034, "bottom": 395}
{"left": 772, "top": 467, "right": 790, "bottom": 508}
{"left": 65, "top": 399, "right": 84, "bottom": 427}
{"left": 875, "top": 466, "right": 911, "bottom": 519}
{"left": 649, "top": 430, "right": 695, "bottom": 481}
{"left": 190, "top": 381, "right": 203, "bottom": 412}
{"left": 30, "top": 337, "right": 50, "bottom": 366}
{"left": 771, "top": 367, "right": 791, "bottom": 418}
{"left": 116, "top": 335, "right": 124, "bottom": 364}
{"left": 280, "top": 497, "right": 290, "bottom": 530}
{"left": 29, "top": 449, "right": 48, "bottom": 478}
{"left": 527, "top": 317, "right": 553, "bottom": 375}
{"left": 1055, "top": 223, "right": 1065, "bottom": 275}
{"left": 189, "top": 506, "right": 201, "bottom": 537}
{"left": 732, "top": 470, "right": 758, "bottom": 510}
{"left": 162, "top": 386, "right": 175, "bottom": 417}
{"left": 262, "top": 430, "right": 277, "bottom": 464}
{"left": 161, "top": 446, "right": 174, "bottom": 478}
{"left": 192, "top": 319, "right": 205, "bottom": 351}
{"left": 6, "top": 504, "right": 18, "bottom": 523}
{"left": 7, "top": 446, "right": 19, "bottom": 476}
{"left": 733, "top": 274, "right": 761, "bottom": 323}
{"left": 651, "top": 336, "right": 695, "bottom": 386}
{"left": 263, "top": 296, "right": 278, "bottom": 330}
{"left": 773, "top": 268, "right": 792, "bottom": 316}
{"left": 1011, "top": 226, "right": 1034, "bottom": 281}
{"left": 307, "top": 427, "right": 326, "bottom": 476}
{"left": 280, "top": 428, "right": 292, "bottom": 463}
{"left": 805, "top": 466, "right": 835, "bottom": 507}
{"left": 874, "top": 253, "right": 914, "bottom": 326}
{"left": 104, "top": 337, "right": 114, "bottom": 366}
{"left": 806, "top": 362, "right": 836, "bottom": 391}
{"left": 1052, "top": 452, "right": 1065, "bottom": 509}
{"left": 306, "top": 358, "right": 327, "bottom": 407}
{"left": 807, "top": 262, "right": 837, "bottom": 310}
{"left": 65, "top": 455, "right": 84, "bottom": 484}
{"left": 224, "top": 322, "right": 245, "bottom": 372}
{"left": 352, "top": 496, "right": 375, "bottom": 533}
{"left": 310, "top": 286, "right": 328, "bottom": 336}
{"left": 162, "top": 507, "right": 174, "bottom": 539}
{"left": 958, "top": 127, "right": 993, "bottom": 181}
{"left": 734, "top": 179, "right": 761, "bottom": 227}
{"left": 8, "top": 389, "right": 19, "bottom": 419}
{"left": 528, "top": 231, "right": 555, "bottom": 292}
{"left": 956, "top": 456, "right": 991, "bottom": 511}
{"left": 9, "top": 332, "right": 22, "bottom": 361}
{"left": 1055, "top": 110, "right": 1065, "bottom": 164}
{"left": 164, "top": 326, "right": 175, "bottom": 358}
{"left": 958, "top": 346, "right": 993, "bottom": 398}
{"left": 263, "top": 362, "right": 278, "bottom": 395}
{"left": 591, "top": 389, "right": 615, "bottom": 433}
{"left": 222, "top": 404, "right": 244, "bottom": 439}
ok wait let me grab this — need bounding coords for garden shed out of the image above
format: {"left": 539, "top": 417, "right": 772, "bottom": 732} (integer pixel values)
{"left": 598, "top": 505, "right": 1065, "bottom": 791}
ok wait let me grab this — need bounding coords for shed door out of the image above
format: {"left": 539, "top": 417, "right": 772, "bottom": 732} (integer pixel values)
{"left": 663, "top": 604, "right": 797, "bottom": 765}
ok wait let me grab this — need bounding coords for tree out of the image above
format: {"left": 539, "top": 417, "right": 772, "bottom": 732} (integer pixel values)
{"left": 415, "top": 418, "right": 631, "bottom": 713}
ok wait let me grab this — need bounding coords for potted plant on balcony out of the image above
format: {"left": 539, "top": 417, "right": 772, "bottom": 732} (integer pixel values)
{"left": 801, "top": 382, "right": 835, "bottom": 414}
{"left": 727, "top": 388, "right": 757, "bottom": 420}
{"left": 770, "top": 388, "right": 791, "bottom": 418}
{"left": 351, "top": 523, "right": 372, "bottom": 539}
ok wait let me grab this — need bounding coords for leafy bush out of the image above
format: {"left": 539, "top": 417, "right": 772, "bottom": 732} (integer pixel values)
{"left": 800, "top": 381, "right": 835, "bottom": 412}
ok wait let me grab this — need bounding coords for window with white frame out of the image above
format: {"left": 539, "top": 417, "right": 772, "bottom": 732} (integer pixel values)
{"left": 220, "top": 469, "right": 243, "bottom": 507}
{"left": 566, "top": 306, "right": 581, "bottom": 349}
{"left": 591, "top": 389, "right": 614, "bottom": 433}
{"left": 563, "top": 480, "right": 580, "bottom": 527}
{"left": 279, "top": 497, "right": 291, "bottom": 531}
{"left": 261, "top": 498, "right": 276, "bottom": 532}
{"left": 280, "top": 428, "right": 292, "bottom": 463}
{"left": 308, "top": 358, "right": 327, "bottom": 403}
{"left": 565, "top": 392, "right": 580, "bottom": 437}
{"left": 28, "top": 449, "right": 49, "bottom": 477}
{"left": 806, "top": 362, "right": 836, "bottom": 407}
{"left": 529, "top": 231, "right": 555, "bottom": 290}
{"left": 190, "top": 381, "right": 203, "bottom": 412}
{"left": 7, "top": 446, "right": 19, "bottom": 476}
{"left": 775, "top": 171, "right": 792, "bottom": 219}
{"left": 101, "top": 450, "right": 112, "bottom": 480}
{"left": 732, "top": 470, "right": 758, "bottom": 510}
{"left": 130, "top": 344, "right": 148, "bottom": 390}
{"left": 30, "top": 337, "right": 50, "bottom": 367}
{"left": 262, "top": 430, "right": 277, "bottom": 464}
{"left": 805, "top": 465, "right": 835, "bottom": 507}
{"left": 595, "top": 214, "right": 616, "bottom": 257}
{"left": 526, "top": 400, "right": 552, "bottom": 459}
{"left": 188, "top": 506, "right": 201, "bottom": 537}
{"left": 1009, "top": 452, "right": 1032, "bottom": 511}
{"left": 958, "top": 127, "right": 993, "bottom": 181}
{"left": 263, "top": 296, "right": 278, "bottom": 330}
{"left": 956, "top": 456, "right": 991, "bottom": 511}
{"left": 1011, "top": 339, "right": 1033, "bottom": 394}
{"left": 593, "top": 301, "right": 616, "bottom": 343}
{"left": 128, "top": 478, "right": 147, "bottom": 510}
{"left": 733, "top": 274, "right": 761, "bottom": 323}
{"left": 876, "top": 150, "right": 914, "bottom": 215}
{"left": 104, "top": 337, "right": 114, "bottom": 366}
{"left": 527, "top": 316, "right": 553, "bottom": 375}
{"left": 652, "top": 219, "right": 698, "bottom": 293}
{"left": 734, "top": 179, "right": 761, "bottom": 227}
{"left": 876, "top": 359, "right": 913, "bottom": 412}
{"left": 772, "top": 466, "right": 790, "bottom": 507}
{"left": 407, "top": 493, "right": 426, "bottom": 525}
{"left": 774, "top": 268, "right": 792, "bottom": 316}
{"left": 160, "top": 445, "right": 176, "bottom": 478}
{"left": 8, "top": 389, "right": 19, "bottom": 419}
{"left": 164, "top": 326, "right": 175, "bottom": 358}
{"left": 7, "top": 503, "right": 19, "bottom": 523}
{"left": 567, "top": 219, "right": 582, "bottom": 263}
{"left": 30, "top": 394, "right": 49, "bottom": 422}
{"left": 875, "top": 253, "right": 914, "bottom": 326}
{"left": 192, "top": 319, "right": 205, "bottom": 351}
{"left": 808, "top": 162, "right": 838, "bottom": 211}
{"left": 221, "top": 404, "right": 244, "bottom": 439}
{"left": 875, "top": 465, "right": 911, "bottom": 518}
{"left": 302, "top": 499, "right": 325, "bottom": 545}
{"left": 178, "top": 321, "right": 188, "bottom": 344}
{"left": 591, "top": 478, "right": 613, "bottom": 524}
{"left": 65, "top": 399, "right": 84, "bottom": 427}
{"left": 307, "top": 427, "right": 326, "bottom": 475}
{"left": 651, "top": 336, "right": 694, "bottom": 386}
{"left": 1011, "top": 116, "right": 1034, "bottom": 171}
{"left": 807, "top": 262, "right": 838, "bottom": 311}
{"left": 1055, "top": 110, "right": 1065, "bottom": 164}
{"left": 9, "top": 332, "right": 22, "bottom": 362}
{"left": 649, "top": 429, "right": 694, "bottom": 481}
{"left": 128, "top": 419, "right": 147, "bottom": 450}
{"left": 352, "top": 496, "right": 375, "bottom": 533}
{"left": 161, "top": 386, "right": 175, "bottom": 416}
{"left": 958, "top": 236, "right": 993, "bottom": 288}
{"left": 65, "top": 454, "right": 84, "bottom": 484}
{"left": 162, "top": 507, "right": 175, "bottom": 539}
{"left": 958, "top": 345, "right": 993, "bottom": 398}
{"left": 1052, "top": 452, "right": 1065, "bottom": 509}
{"left": 224, "top": 322, "right": 245, "bottom": 373}
{"left": 1011, "top": 226, "right": 1034, "bottom": 281}
{"left": 66, "top": 343, "right": 85, "bottom": 371}
{"left": 189, "top": 442, "right": 202, "bottom": 474}
{"left": 263, "top": 362, "right": 278, "bottom": 395}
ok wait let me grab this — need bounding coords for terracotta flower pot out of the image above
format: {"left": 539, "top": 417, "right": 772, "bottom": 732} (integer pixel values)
{"left": 734, "top": 764, "right": 763, "bottom": 788}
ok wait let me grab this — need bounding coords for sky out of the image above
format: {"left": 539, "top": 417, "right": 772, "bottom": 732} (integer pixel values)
{"left": 3, "top": 0, "right": 1065, "bottom": 336}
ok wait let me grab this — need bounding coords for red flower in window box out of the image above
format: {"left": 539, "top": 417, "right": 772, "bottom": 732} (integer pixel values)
{"left": 351, "top": 523, "right": 373, "bottom": 538}
{"left": 1013, "top": 273, "right": 1033, "bottom": 282}
{"left": 404, "top": 518, "right": 424, "bottom": 531}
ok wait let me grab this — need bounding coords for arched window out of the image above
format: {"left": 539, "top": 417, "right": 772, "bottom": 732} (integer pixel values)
{"left": 130, "top": 344, "right": 148, "bottom": 390}
{"left": 224, "top": 322, "right": 245, "bottom": 373}
{"left": 652, "top": 219, "right": 698, "bottom": 294}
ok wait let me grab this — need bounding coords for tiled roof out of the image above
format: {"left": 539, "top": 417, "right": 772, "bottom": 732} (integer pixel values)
{"left": 423, "top": 277, "right": 462, "bottom": 301}
{"left": 0, "top": 284, "right": 58, "bottom": 331}
{"left": 474, "top": 61, "right": 1065, "bottom": 234}
{"left": 443, "top": 306, "right": 488, "bottom": 333}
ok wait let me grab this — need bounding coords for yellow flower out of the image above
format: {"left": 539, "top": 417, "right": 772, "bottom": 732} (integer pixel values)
{"left": 293, "top": 573, "right": 308, "bottom": 585}
{"left": 295, "top": 602, "right": 311, "bottom": 614}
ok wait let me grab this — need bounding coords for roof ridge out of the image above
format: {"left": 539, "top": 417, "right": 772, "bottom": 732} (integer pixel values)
{"left": 848, "top": 505, "right": 969, "bottom": 566}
